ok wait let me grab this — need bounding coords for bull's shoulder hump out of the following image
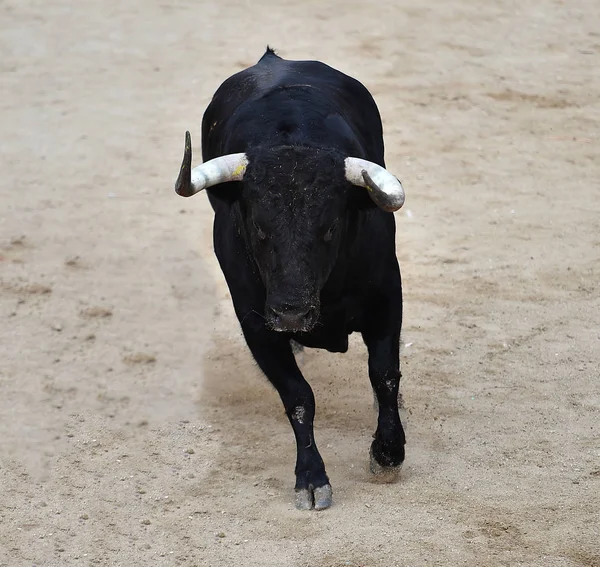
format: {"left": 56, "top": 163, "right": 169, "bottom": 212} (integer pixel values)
{"left": 210, "top": 54, "right": 374, "bottom": 108}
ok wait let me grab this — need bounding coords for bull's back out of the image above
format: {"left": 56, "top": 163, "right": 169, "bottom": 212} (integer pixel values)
{"left": 201, "top": 50, "right": 385, "bottom": 165}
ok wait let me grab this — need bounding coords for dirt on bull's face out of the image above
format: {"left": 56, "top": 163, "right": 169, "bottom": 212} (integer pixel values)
{"left": 241, "top": 146, "right": 350, "bottom": 333}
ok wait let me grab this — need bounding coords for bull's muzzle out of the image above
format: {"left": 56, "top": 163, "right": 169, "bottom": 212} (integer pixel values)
{"left": 266, "top": 304, "right": 319, "bottom": 333}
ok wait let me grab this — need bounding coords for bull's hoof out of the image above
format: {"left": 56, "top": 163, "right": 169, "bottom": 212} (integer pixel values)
{"left": 369, "top": 444, "right": 403, "bottom": 483}
{"left": 295, "top": 483, "right": 333, "bottom": 511}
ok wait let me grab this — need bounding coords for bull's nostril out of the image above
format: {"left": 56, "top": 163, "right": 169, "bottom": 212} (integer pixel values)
{"left": 267, "top": 304, "right": 317, "bottom": 332}
{"left": 270, "top": 306, "right": 311, "bottom": 319}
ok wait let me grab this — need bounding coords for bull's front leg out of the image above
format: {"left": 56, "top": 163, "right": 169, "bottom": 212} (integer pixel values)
{"left": 362, "top": 327, "right": 406, "bottom": 478}
{"left": 241, "top": 320, "right": 332, "bottom": 510}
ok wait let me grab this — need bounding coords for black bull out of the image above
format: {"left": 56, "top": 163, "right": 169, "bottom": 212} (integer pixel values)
{"left": 173, "top": 48, "right": 406, "bottom": 510}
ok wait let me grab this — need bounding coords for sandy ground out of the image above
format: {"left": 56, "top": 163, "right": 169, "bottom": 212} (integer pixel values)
{"left": 1, "top": 0, "right": 599, "bottom": 565}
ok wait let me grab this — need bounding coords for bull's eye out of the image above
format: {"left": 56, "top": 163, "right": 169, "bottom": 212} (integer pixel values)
{"left": 323, "top": 219, "right": 339, "bottom": 243}
{"left": 253, "top": 221, "right": 267, "bottom": 241}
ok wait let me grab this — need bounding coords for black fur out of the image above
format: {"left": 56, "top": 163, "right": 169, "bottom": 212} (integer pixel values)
{"left": 197, "top": 49, "right": 405, "bottom": 505}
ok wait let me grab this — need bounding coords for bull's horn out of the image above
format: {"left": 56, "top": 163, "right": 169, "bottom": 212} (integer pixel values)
{"left": 344, "top": 157, "right": 405, "bottom": 212}
{"left": 175, "top": 131, "right": 248, "bottom": 197}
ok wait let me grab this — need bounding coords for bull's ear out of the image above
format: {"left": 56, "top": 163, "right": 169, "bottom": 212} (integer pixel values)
{"left": 204, "top": 180, "right": 244, "bottom": 206}
{"left": 348, "top": 182, "right": 379, "bottom": 211}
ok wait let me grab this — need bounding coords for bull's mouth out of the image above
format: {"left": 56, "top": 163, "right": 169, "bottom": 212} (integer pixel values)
{"left": 265, "top": 304, "right": 319, "bottom": 333}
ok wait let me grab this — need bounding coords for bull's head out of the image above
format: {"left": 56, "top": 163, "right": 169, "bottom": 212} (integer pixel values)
{"left": 174, "top": 132, "right": 405, "bottom": 333}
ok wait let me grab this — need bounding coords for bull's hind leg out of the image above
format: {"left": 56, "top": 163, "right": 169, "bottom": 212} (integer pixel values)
{"left": 242, "top": 326, "right": 332, "bottom": 511}
{"left": 362, "top": 328, "right": 406, "bottom": 479}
